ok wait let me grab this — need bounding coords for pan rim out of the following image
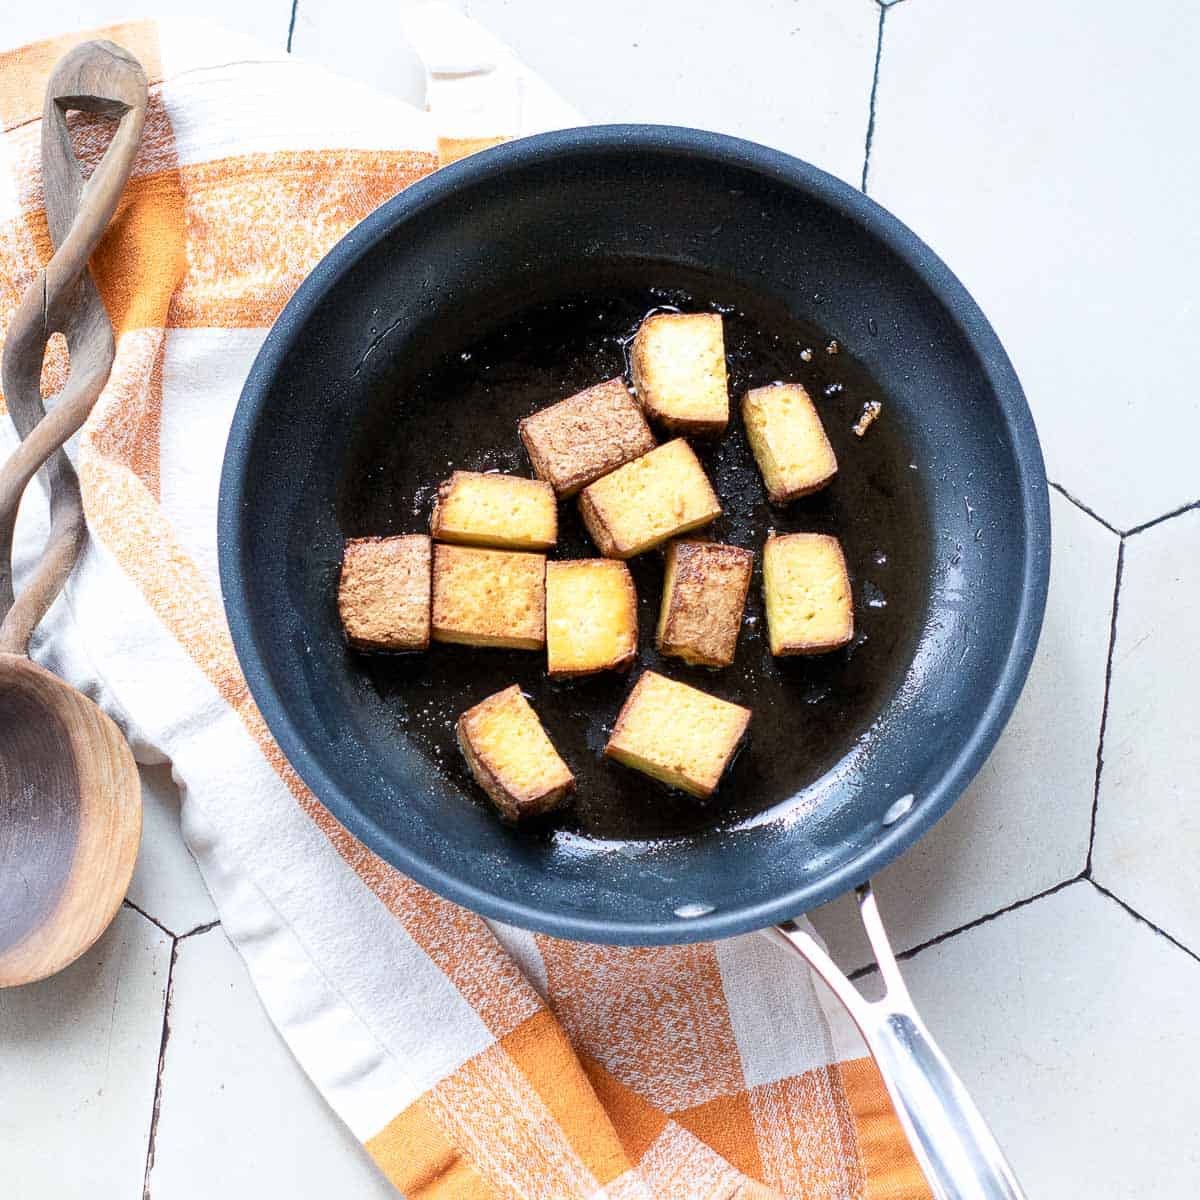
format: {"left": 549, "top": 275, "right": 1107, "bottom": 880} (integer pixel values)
{"left": 218, "top": 124, "right": 1051, "bottom": 945}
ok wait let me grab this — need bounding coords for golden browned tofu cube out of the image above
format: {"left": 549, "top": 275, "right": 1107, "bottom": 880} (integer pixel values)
{"left": 457, "top": 685, "right": 575, "bottom": 820}
{"left": 742, "top": 383, "right": 838, "bottom": 504}
{"left": 431, "top": 545, "right": 545, "bottom": 649}
{"left": 545, "top": 559, "right": 638, "bottom": 678}
{"left": 337, "top": 534, "right": 431, "bottom": 652}
{"left": 430, "top": 470, "right": 557, "bottom": 550}
{"left": 762, "top": 533, "right": 853, "bottom": 656}
{"left": 578, "top": 438, "right": 721, "bottom": 559}
{"left": 605, "top": 671, "right": 750, "bottom": 798}
{"left": 519, "top": 377, "right": 656, "bottom": 497}
{"left": 631, "top": 312, "right": 730, "bottom": 436}
{"left": 656, "top": 541, "right": 753, "bottom": 668}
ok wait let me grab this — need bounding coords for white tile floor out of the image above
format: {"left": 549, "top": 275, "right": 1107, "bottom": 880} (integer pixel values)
{"left": 146, "top": 930, "right": 399, "bottom": 1199}
{"left": 900, "top": 883, "right": 1200, "bottom": 1196}
{"left": 867, "top": 0, "right": 1200, "bottom": 533}
{"left": 0, "top": 908, "right": 171, "bottom": 1200}
{"left": 2, "top": 1, "right": 1198, "bottom": 1197}
{"left": 1092, "top": 510, "right": 1200, "bottom": 952}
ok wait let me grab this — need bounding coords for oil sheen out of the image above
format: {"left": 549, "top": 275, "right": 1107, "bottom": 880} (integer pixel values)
{"left": 340, "top": 282, "right": 932, "bottom": 841}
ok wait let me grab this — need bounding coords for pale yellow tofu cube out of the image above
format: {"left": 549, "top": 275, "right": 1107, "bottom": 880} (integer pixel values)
{"left": 337, "top": 534, "right": 431, "bottom": 652}
{"left": 762, "top": 533, "right": 853, "bottom": 655}
{"left": 631, "top": 312, "right": 730, "bottom": 436}
{"left": 431, "top": 545, "right": 545, "bottom": 650}
{"left": 430, "top": 470, "right": 557, "bottom": 550}
{"left": 457, "top": 685, "right": 574, "bottom": 820}
{"left": 742, "top": 383, "right": 838, "bottom": 504}
{"left": 546, "top": 559, "right": 638, "bottom": 677}
{"left": 578, "top": 439, "right": 721, "bottom": 559}
{"left": 656, "top": 541, "right": 753, "bottom": 668}
{"left": 605, "top": 671, "right": 751, "bottom": 798}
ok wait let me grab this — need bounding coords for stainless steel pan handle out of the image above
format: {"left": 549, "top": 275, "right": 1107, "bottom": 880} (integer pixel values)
{"left": 768, "top": 884, "right": 1026, "bottom": 1200}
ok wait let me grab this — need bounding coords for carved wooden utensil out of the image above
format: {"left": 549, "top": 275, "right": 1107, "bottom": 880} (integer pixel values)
{"left": 0, "top": 41, "right": 147, "bottom": 987}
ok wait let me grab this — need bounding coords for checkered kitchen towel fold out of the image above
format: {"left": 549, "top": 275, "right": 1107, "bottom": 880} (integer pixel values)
{"left": 2, "top": 8, "right": 929, "bottom": 1196}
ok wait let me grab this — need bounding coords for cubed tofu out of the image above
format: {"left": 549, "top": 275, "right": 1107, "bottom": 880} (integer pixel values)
{"left": 430, "top": 470, "right": 557, "bottom": 550}
{"left": 431, "top": 544, "right": 546, "bottom": 649}
{"left": 519, "top": 377, "right": 656, "bottom": 497}
{"left": 457, "top": 685, "right": 575, "bottom": 820}
{"left": 337, "top": 534, "right": 431, "bottom": 652}
{"left": 605, "top": 671, "right": 751, "bottom": 798}
{"left": 578, "top": 439, "right": 721, "bottom": 559}
{"left": 546, "top": 559, "right": 638, "bottom": 677}
{"left": 762, "top": 533, "right": 853, "bottom": 656}
{"left": 656, "top": 541, "right": 753, "bottom": 668}
{"left": 631, "top": 312, "right": 730, "bottom": 436}
{"left": 742, "top": 383, "right": 838, "bottom": 504}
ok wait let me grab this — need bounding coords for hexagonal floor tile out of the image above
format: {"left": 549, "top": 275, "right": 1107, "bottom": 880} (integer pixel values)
{"left": 869, "top": 0, "right": 1200, "bottom": 531}
{"left": 126, "top": 763, "right": 218, "bottom": 937}
{"left": 291, "top": 0, "right": 448, "bottom": 109}
{"left": 1092, "top": 508, "right": 1200, "bottom": 954}
{"left": 3, "top": 0, "right": 292, "bottom": 54}
{"left": 0, "top": 907, "right": 171, "bottom": 1200}
{"left": 900, "top": 882, "right": 1200, "bottom": 1197}
{"left": 463, "top": 0, "right": 879, "bottom": 184}
{"left": 147, "top": 928, "right": 397, "bottom": 1199}
{"left": 811, "top": 490, "right": 1116, "bottom": 968}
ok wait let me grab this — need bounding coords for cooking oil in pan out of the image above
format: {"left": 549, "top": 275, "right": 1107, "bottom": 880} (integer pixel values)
{"left": 340, "top": 283, "right": 932, "bottom": 841}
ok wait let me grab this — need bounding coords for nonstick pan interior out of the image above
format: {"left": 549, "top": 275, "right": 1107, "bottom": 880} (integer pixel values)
{"left": 340, "top": 281, "right": 929, "bottom": 843}
{"left": 219, "top": 127, "right": 1050, "bottom": 944}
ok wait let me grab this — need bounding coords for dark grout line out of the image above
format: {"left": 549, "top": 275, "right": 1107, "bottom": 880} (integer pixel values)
{"left": 1124, "top": 496, "right": 1200, "bottom": 538}
{"left": 849, "top": 876, "right": 1200, "bottom": 987}
{"left": 1049, "top": 479, "right": 1200, "bottom": 539}
{"left": 1047, "top": 480, "right": 1121, "bottom": 536}
{"left": 860, "top": 4, "right": 886, "bottom": 192}
{"left": 123, "top": 899, "right": 174, "bottom": 940}
{"left": 1085, "top": 539, "right": 1125, "bottom": 871}
{"left": 1089, "top": 880, "right": 1200, "bottom": 968}
{"left": 843, "top": 874, "right": 1086, "bottom": 983}
{"left": 179, "top": 920, "right": 220, "bottom": 941}
{"left": 286, "top": 0, "right": 299, "bottom": 53}
{"left": 142, "top": 938, "right": 179, "bottom": 1200}
{"left": 891, "top": 876, "right": 1086, "bottom": 969}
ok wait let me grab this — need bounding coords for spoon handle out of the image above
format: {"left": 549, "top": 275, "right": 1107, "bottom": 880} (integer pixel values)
{"left": 0, "top": 40, "right": 147, "bottom": 656}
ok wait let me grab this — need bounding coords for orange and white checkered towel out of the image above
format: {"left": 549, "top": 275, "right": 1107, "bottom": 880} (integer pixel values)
{"left": 2, "top": 9, "right": 928, "bottom": 1197}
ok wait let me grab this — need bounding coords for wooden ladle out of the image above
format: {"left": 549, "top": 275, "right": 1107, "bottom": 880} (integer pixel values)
{"left": 0, "top": 41, "right": 147, "bottom": 987}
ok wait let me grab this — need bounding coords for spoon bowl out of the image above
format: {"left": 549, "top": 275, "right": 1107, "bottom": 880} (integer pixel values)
{"left": 0, "top": 653, "right": 140, "bottom": 986}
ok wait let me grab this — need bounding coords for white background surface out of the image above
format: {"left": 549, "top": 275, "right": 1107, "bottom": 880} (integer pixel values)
{"left": 2, "top": 1, "right": 1199, "bottom": 1197}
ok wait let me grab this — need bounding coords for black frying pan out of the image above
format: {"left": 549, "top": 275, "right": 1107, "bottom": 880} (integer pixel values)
{"left": 218, "top": 128, "right": 1049, "bottom": 1198}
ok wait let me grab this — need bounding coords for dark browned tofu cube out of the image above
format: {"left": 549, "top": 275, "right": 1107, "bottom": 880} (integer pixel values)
{"left": 656, "top": 541, "right": 753, "bottom": 668}
{"left": 457, "top": 685, "right": 575, "bottom": 820}
{"left": 337, "top": 535, "right": 431, "bottom": 652}
{"left": 518, "top": 377, "right": 656, "bottom": 497}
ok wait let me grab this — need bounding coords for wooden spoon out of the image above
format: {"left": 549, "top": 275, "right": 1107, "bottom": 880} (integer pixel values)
{"left": 0, "top": 41, "right": 147, "bottom": 987}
